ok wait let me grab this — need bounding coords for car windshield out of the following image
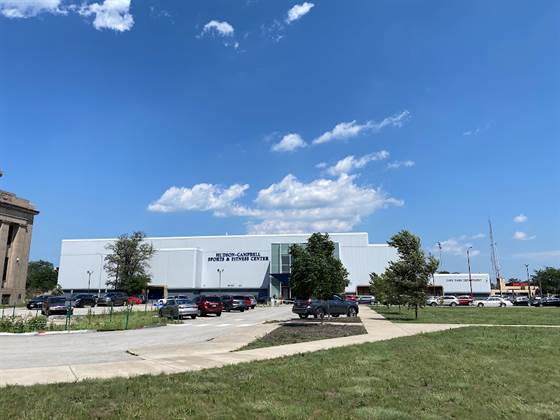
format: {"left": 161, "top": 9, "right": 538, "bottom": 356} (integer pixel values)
{"left": 206, "top": 296, "right": 221, "bottom": 302}
{"left": 176, "top": 299, "right": 192, "bottom": 304}
{"left": 50, "top": 298, "right": 66, "bottom": 304}
{"left": 233, "top": 296, "right": 245, "bottom": 300}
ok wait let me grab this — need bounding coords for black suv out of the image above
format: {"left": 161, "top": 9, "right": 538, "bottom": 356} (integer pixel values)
{"left": 96, "top": 291, "right": 128, "bottom": 306}
{"left": 26, "top": 294, "right": 50, "bottom": 310}
{"left": 292, "top": 295, "right": 359, "bottom": 319}
{"left": 72, "top": 294, "right": 97, "bottom": 308}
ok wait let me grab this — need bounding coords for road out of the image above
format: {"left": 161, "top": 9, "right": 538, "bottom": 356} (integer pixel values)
{"left": 0, "top": 306, "right": 292, "bottom": 369}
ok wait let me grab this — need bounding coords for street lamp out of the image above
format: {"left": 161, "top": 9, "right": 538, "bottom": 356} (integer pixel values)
{"left": 86, "top": 270, "right": 93, "bottom": 294}
{"left": 525, "top": 264, "right": 531, "bottom": 302}
{"left": 217, "top": 268, "right": 224, "bottom": 293}
{"left": 467, "top": 247, "right": 473, "bottom": 298}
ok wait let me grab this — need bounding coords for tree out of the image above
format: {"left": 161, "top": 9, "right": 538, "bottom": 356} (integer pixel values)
{"left": 104, "top": 231, "right": 155, "bottom": 295}
{"left": 374, "top": 230, "right": 437, "bottom": 319}
{"left": 26, "top": 260, "right": 58, "bottom": 292}
{"left": 532, "top": 267, "right": 560, "bottom": 295}
{"left": 289, "top": 233, "right": 349, "bottom": 314}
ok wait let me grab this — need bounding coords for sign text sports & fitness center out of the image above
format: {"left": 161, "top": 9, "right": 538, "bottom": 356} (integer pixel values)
{"left": 207, "top": 252, "right": 270, "bottom": 262}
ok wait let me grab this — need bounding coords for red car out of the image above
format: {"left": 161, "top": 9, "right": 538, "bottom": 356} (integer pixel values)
{"left": 457, "top": 295, "right": 473, "bottom": 306}
{"left": 127, "top": 296, "right": 142, "bottom": 305}
{"left": 344, "top": 294, "right": 358, "bottom": 302}
{"left": 194, "top": 295, "right": 223, "bottom": 316}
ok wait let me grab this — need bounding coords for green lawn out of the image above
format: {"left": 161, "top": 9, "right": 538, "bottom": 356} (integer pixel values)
{"left": 239, "top": 322, "right": 368, "bottom": 350}
{"left": 1, "top": 327, "right": 559, "bottom": 419}
{"left": 375, "top": 305, "right": 560, "bottom": 325}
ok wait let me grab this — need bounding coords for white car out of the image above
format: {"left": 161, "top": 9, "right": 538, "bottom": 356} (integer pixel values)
{"left": 426, "top": 295, "right": 459, "bottom": 307}
{"left": 473, "top": 296, "right": 513, "bottom": 308}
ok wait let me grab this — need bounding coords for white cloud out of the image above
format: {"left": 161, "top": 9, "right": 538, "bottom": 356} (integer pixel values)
{"left": 463, "top": 123, "right": 490, "bottom": 136}
{"left": 315, "top": 162, "right": 327, "bottom": 169}
{"left": 149, "top": 174, "right": 402, "bottom": 234}
{"left": 79, "top": 0, "right": 134, "bottom": 32}
{"left": 271, "top": 133, "right": 306, "bottom": 152}
{"left": 285, "top": 2, "right": 314, "bottom": 24}
{"left": 148, "top": 183, "right": 249, "bottom": 213}
{"left": 433, "top": 237, "right": 480, "bottom": 257}
{"left": 202, "top": 20, "right": 234, "bottom": 37}
{"left": 513, "top": 214, "right": 528, "bottom": 223}
{"left": 387, "top": 160, "right": 415, "bottom": 169}
{"left": 312, "top": 111, "right": 410, "bottom": 145}
{"left": 513, "top": 231, "right": 536, "bottom": 241}
{"left": 470, "top": 233, "right": 485, "bottom": 240}
{"left": 326, "top": 151, "right": 389, "bottom": 176}
{"left": 0, "top": 0, "right": 65, "bottom": 18}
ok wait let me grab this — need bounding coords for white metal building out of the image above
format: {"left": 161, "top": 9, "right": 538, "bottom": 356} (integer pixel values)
{"left": 58, "top": 232, "right": 398, "bottom": 300}
{"left": 430, "top": 273, "right": 491, "bottom": 296}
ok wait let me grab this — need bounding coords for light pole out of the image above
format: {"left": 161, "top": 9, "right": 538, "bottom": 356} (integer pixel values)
{"left": 217, "top": 268, "right": 224, "bottom": 293}
{"left": 467, "top": 247, "right": 473, "bottom": 298}
{"left": 86, "top": 270, "right": 93, "bottom": 294}
{"left": 525, "top": 264, "right": 531, "bottom": 302}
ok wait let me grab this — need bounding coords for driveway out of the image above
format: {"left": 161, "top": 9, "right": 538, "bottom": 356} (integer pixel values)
{"left": 0, "top": 306, "right": 292, "bottom": 369}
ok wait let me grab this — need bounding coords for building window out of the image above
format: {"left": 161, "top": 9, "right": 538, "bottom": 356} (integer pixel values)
{"left": 7, "top": 224, "right": 18, "bottom": 247}
{"left": 1, "top": 257, "right": 7, "bottom": 287}
{"left": 271, "top": 241, "right": 340, "bottom": 275}
{"left": 1, "top": 294, "right": 9, "bottom": 305}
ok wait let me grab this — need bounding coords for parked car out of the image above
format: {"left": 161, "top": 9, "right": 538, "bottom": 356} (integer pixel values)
{"left": 221, "top": 295, "right": 246, "bottom": 312}
{"left": 473, "top": 296, "right": 513, "bottom": 307}
{"left": 26, "top": 294, "right": 50, "bottom": 310}
{"left": 41, "top": 296, "right": 69, "bottom": 316}
{"left": 426, "top": 296, "right": 459, "bottom": 307}
{"left": 457, "top": 295, "right": 473, "bottom": 306}
{"left": 357, "top": 295, "right": 375, "bottom": 305}
{"left": 292, "top": 295, "right": 359, "bottom": 319}
{"left": 344, "top": 294, "right": 358, "bottom": 302}
{"left": 512, "top": 296, "right": 530, "bottom": 306}
{"left": 246, "top": 295, "right": 257, "bottom": 309}
{"left": 96, "top": 291, "right": 128, "bottom": 306}
{"left": 127, "top": 296, "right": 143, "bottom": 305}
{"left": 72, "top": 293, "right": 97, "bottom": 308}
{"left": 194, "top": 295, "right": 223, "bottom": 316}
{"left": 535, "top": 296, "right": 560, "bottom": 307}
{"left": 426, "top": 296, "right": 440, "bottom": 306}
{"left": 158, "top": 298, "right": 198, "bottom": 319}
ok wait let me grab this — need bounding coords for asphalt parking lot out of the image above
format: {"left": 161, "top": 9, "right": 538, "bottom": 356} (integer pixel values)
{"left": 0, "top": 306, "right": 293, "bottom": 369}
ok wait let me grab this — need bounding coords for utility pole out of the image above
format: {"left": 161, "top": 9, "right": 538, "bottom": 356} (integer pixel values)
{"left": 525, "top": 264, "right": 531, "bottom": 302}
{"left": 467, "top": 246, "right": 473, "bottom": 298}
{"left": 488, "top": 220, "right": 503, "bottom": 295}
{"left": 86, "top": 270, "right": 93, "bottom": 294}
{"left": 217, "top": 268, "right": 224, "bottom": 293}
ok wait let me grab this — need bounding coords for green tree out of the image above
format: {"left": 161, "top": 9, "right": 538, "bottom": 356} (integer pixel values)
{"left": 104, "top": 231, "right": 155, "bottom": 295}
{"left": 532, "top": 267, "right": 560, "bottom": 295}
{"left": 370, "top": 272, "right": 401, "bottom": 307}
{"left": 375, "top": 230, "right": 437, "bottom": 319}
{"left": 289, "top": 233, "right": 349, "bottom": 308}
{"left": 26, "top": 260, "right": 58, "bottom": 292}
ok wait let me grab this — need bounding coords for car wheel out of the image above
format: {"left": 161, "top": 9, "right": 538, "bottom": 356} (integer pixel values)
{"left": 500, "top": 303, "right": 505, "bottom": 307}
{"left": 240, "top": 308, "right": 245, "bottom": 312}
{"left": 450, "top": 302, "right": 457, "bottom": 307}
{"left": 197, "top": 309, "right": 202, "bottom": 317}
{"left": 332, "top": 314, "right": 340, "bottom": 317}
{"left": 431, "top": 302, "right": 437, "bottom": 307}
{"left": 190, "top": 315, "right": 196, "bottom": 319}
{"left": 226, "top": 308, "right": 231, "bottom": 312}
{"left": 347, "top": 307, "right": 357, "bottom": 317}
{"left": 298, "top": 314, "right": 309, "bottom": 319}
{"left": 216, "top": 312, "right": 222, "bottom": 317}
{"left": 478, "top": 303, "right": 484, "bottom": 308}
{"left": 315, "top": 308, "right": 325, "bottom": 319}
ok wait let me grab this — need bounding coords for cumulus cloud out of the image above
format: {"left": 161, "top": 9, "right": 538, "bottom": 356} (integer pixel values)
{"left": 312, "top": 111, "right": 410, "bottom": 145}
{"left": 149, "top": 174, "right": 402, "bottom": 234}
{"left": 433, "top": 234, "right": 484, "bottom": 257}
{"left": 387, "top": 160, "right": 415, "bottom": 170}
{"left": 285, "top": 2, "right": 314, "bottom": 24}
{"left": 271, "top": 133, "right": 306, "bottom": 152}
{"left": 202, "top": 20, "right": 234, "bottom": 37}
{"left": 79, "top": 0, "right": 134, "bottom": 32}
{"left": 326, "top": 151, "right": 389, "bottom": 176}
{"left": 513, "top": 214, "right": 528, "bottom": 223}
{"left": 513, "top": 231, "right": 536, "bottom": 241}
{"left": 0, "top": 0, "right": 65, "bottom": 18}
{"left": 148, "top": 183, "right": 249, "bottom": 213}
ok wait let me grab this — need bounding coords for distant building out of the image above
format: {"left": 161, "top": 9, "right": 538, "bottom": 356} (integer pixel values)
{"left": 0, "top": 190, "right": 39, "bottom": 305}
{"left": 58, "top": 232, "right": 397, "bottom": 300}
{"left": 428, "top": 273, "right": 491, "bottom": 297}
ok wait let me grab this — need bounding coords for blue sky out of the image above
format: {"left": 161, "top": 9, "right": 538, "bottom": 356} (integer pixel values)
{"left": 1, "top": 0, "right": 558, "bottom": 280}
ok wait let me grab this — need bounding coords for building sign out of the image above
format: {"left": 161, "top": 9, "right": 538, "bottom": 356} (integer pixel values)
{"left": 207, "top": 252, "right": 269, "bottom": 262}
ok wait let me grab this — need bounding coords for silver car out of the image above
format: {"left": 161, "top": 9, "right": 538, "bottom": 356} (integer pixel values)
{"left": 158, "top": 298, "right": 198, "bottom": 320}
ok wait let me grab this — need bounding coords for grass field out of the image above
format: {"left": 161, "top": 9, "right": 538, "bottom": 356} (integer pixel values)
{"left": 239, "top": 322, "right": 368, "bottom": 350}
{"left": 375, "top": 305, "right": 560, "bottom": 325}
{"left": 1, "top": 327, "right": 559, "bottom": 419}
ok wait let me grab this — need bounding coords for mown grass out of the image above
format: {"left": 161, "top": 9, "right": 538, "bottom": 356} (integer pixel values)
{"left": 1, "top": 327, "right": 559, "bottom": 419}
{"left": 239, "top": 322, "right": 368, "bottom": 350}
{"left": 375, "top": 305, "right": 560, "bottom": 325}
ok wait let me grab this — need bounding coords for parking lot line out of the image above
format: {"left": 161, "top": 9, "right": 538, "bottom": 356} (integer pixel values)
{"left": 216, "top": 324, "right": 232, "bottom": 327}
{"left": 237, "top": 323, "right": 256, "bottom": 327}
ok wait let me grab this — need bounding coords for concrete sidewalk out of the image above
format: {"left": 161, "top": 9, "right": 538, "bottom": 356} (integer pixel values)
{"left": 0, "top": 306, "right": 465, "bottom": 387}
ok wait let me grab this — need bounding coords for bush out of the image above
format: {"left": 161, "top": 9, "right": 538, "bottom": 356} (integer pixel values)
{"left": 0, "top": 315, "right": 48, "bottom": 333}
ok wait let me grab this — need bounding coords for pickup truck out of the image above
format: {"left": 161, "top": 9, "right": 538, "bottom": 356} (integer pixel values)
{"left": 292, "top": 295, "right": 359, "bottom": 319}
